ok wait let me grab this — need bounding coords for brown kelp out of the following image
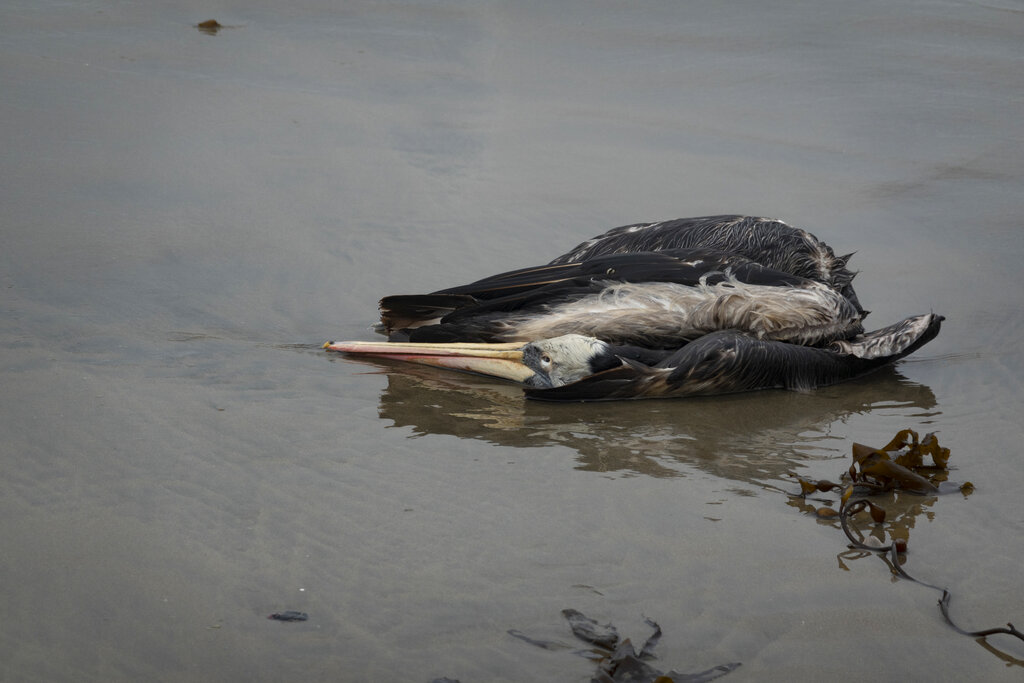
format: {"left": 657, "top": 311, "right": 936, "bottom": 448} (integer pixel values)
{"left": 792, "top": 430, "right": 1021, "bottom": 652}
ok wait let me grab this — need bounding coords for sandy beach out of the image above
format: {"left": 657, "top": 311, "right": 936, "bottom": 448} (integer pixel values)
{"left": 2, "top": 1, "right": 1023, "bottom": 680}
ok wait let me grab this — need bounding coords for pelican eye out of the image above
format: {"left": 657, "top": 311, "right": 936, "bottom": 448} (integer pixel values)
{"left": 606, "top": 267, "right": 616, "bottom": 276}
{"left": 541, "top": 354, "right": 551, "bottom": 365}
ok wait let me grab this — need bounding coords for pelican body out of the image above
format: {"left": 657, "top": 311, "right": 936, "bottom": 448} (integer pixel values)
{"left": 550, "top": 214, "right": 864, "bottom": 314}
{"left": 326, "top": 215, "right": 941, "bottom": 401}
{"left": 380, "top": 249, "right": 861, "bottom": 348}
{"left": 521, "top": 314, "right": 942, "bottom": 401}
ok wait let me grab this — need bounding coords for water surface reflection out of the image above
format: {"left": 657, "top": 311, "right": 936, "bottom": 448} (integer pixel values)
{"left": 339, "top": 356, "right": 938, "bottom": 483}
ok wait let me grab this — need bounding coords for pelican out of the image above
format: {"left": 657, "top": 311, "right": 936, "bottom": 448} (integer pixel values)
{"left": 326, "top": 215, "right": 942, "bottom": 401}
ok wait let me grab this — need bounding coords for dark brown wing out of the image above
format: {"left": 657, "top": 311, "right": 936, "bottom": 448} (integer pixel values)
{"left": 524, "top": 315, "right": 942, "bottom": 402}
{"left": 379, "top": 249, "right": 814, "bottom": 339}
{"left": 549, "top": 215, "right": 863, "bottom": 314}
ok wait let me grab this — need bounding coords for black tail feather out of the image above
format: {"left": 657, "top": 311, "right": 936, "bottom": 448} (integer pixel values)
{"left": 379, "top": 294, "right": 476, "bottom": 336}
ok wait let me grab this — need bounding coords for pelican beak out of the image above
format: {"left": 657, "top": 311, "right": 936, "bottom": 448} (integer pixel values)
{"left": 323, "top": 340, "right": 536, "bottom": 383}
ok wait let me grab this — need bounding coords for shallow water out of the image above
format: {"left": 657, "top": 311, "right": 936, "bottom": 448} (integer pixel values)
{"left": 2, "top": 0, "right": 1023, "bottom": 680}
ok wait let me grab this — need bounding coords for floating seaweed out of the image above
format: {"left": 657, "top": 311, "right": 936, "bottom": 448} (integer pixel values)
{"left": 794, "top": 428, "right": 967, "bottom": 499}
{"left": 791, "top": 429, "right": 1022, "bottom": 655}
{"left": 792, "top": 429, "right": 970, "bottom": 525}
{"left": 510, "top": 609, "right": 740, "bottom": 683}
{"left": 848, "top": 428, "right": 954, "bottom": 493}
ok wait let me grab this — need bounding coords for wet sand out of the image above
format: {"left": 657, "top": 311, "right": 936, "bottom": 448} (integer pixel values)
{"left": 2, "top": 0, "right": 1024, "bottom": 680}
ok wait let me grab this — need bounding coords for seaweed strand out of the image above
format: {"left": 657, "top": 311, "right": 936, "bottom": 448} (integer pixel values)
{"left": 839, "top": 498, "right": 1024, "bottom": 646}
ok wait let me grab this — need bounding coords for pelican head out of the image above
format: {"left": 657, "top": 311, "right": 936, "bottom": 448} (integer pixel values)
{"left": 521, "top": 334, "right": 613, "bottom": 388}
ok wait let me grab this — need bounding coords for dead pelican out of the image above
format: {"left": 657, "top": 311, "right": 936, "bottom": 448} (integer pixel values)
{"left": 326, "top": 216, "right": 941, "bottom": 401}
